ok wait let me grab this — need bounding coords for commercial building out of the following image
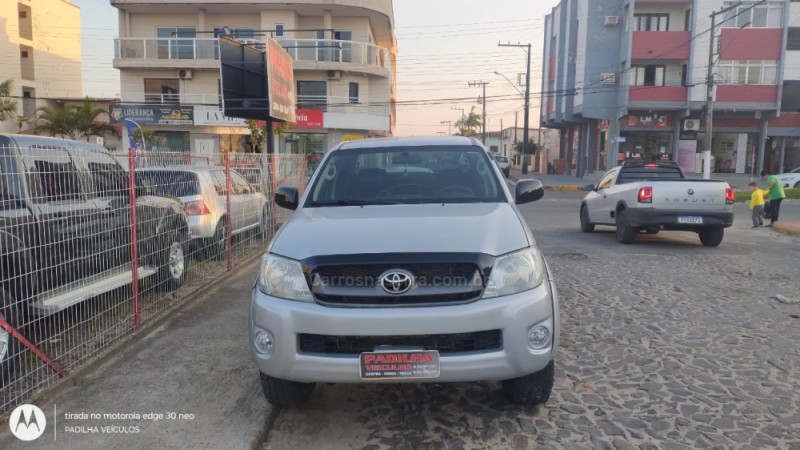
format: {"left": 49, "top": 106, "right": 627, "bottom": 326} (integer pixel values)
{"left": 0, "top": 0, "right": 83, "bottom": 133}
{"left": 542, "top": 0, "right": 800, "bottom": 177}
{"left": 110, "top": 0, "right": 397, "bottom": 156}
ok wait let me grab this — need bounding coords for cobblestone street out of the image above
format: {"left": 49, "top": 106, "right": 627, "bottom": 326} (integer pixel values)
{"left": 264, "top": 193, "right": 800, "bottom": 450}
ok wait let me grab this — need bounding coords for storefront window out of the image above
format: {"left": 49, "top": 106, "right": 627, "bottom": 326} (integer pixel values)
{"left": 619, "top": 132, "right": 673, "bottom": 162}
{"left": 219, "top": 134, "right": 248, "bottom": 154}
{"left": 280, "top": 133, "right": 327, "bottom": 169}
{"left": 697, "top": 132, "right": 757, "bottom": 174}
{"left": 147, "top": 131, "right": 190, "bottom": 153}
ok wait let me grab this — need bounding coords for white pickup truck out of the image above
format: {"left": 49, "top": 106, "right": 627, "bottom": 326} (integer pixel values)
{"left": 580, "top": 162, "right": 735, "bottom": 246}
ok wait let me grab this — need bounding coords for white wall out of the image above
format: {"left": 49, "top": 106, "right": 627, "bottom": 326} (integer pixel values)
{"left": 574, "top": 0, "right": 588, "bottom": 108}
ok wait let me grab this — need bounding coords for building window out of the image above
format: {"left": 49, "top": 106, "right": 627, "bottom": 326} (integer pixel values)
{"left": 20, "top": 51, "right": 28, "bottom": 58}
{"left": 684, "top": 9, "right": 692, "bottom": 31}
{"left": 722, "top": 2, "right": 782, "bottom": 28}
{"left": 19, "top": 11, "right": 27, "bottom": 18}
{"left": 297, "top": 81, "right": 327, "bottom": 110}
{"left": 788, "top": 27, "right": 800, "bottom": 50}
{"left": 631, "top": 65, "right": 666, "bottom": 86}
{"left": 275, "top": 24, "right": 284, "bottom": 37}
{"left": 333, "top": 30, "right": 353, "bottom": 63}
{"left": 634, "top": 14, "right": 669, "bottom": 32}
{"left": 156, "top": 27, "right": 197, "bottom": 59}
{"left": 144, "top": 78, "right": 180, "bottom": 104}
{"left": 348, "top": 82, "right": 359, "bottom": 104}
{"left": 718, "top": 60, "right": 778, "bottom": 85}
{"left": 681, "top": 64, "right": 688, "bottom": 86}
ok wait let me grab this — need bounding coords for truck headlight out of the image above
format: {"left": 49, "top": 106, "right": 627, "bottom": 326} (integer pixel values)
{"left": 258, "top": 254, "right": 313, "bottom": 302}
{"left": 483, "top": 247, "right": 546, "bottom": 299}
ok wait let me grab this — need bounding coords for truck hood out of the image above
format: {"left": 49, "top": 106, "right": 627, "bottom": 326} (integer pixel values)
{"left": 270, "top": 203, "right": 531, "bottom": 260}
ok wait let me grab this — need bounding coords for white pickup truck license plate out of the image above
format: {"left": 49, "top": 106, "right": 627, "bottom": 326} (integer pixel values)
{"left": 677, "top": 216, "right": 704, "bottom": 225}
{"left": 360, "top": 350, "right": 440, "bottom": 380}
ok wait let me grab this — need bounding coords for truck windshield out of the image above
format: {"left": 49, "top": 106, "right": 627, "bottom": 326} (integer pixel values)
{"left": 618, "top": 165, "right": 684, "bottom": 184}
{"left": 136, "top": 171, "right": 201, "bottom": 198}
{"left": 306, "top": 145, "right": 505, "bottom": 206}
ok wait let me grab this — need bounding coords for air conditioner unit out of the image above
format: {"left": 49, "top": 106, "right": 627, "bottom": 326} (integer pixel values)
{"left": 683, "top": 119, "right": 700, "bottom": 132}
{"left": 326, "top": 70, "right": 341, "bottom": 80}
{"left": 178, "top": 69, "right": 193, "bottom": 80}
{"left": 90, "top": 136, "right": 104, "bottom": 146}
{"left": 604, "top": 16, "right": 619, "bottom": 26}
{"left": 600, "top": 73, "right": 616, "bottom": 85}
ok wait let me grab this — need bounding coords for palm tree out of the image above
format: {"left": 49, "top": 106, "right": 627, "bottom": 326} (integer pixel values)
{"left": 34, "top": 98, "right": 118, "bottom": 140}
{"left": 0, "top": 79, "right": 17, "bottom": 122}
{"left": 454, "top": 106, "right": 482, "bottom": 137}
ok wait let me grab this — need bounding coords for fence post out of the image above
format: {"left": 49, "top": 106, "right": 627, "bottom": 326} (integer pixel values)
{"left": 129, "top": 146, "right": 141, "bottom": 329}
{"left": 225, "top": 151, "right": 233, "bottom": 272}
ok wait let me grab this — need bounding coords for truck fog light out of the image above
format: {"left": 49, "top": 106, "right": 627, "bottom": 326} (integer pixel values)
{"left": 527, "top": 326, "right": 551, "bottom": 350}
{"left": 254, "top": 330, "right": 275, "bottom": 355}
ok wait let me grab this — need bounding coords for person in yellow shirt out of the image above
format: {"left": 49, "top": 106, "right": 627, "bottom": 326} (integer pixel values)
{"left": 748, "top": 182, "right": 766, "bottom": 229}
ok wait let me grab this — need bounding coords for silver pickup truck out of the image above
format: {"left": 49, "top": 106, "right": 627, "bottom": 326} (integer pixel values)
{"left": 580, "top": 162, "right": 734, "bottom": 246}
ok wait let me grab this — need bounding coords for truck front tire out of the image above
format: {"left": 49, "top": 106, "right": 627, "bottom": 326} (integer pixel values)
{"left": 580, "top": 206, "right": 595, "bottom": 233}
{"left": 502, "top": 360, "right": 555, "bottom": 406}
{"left": 699, "top": 228, "right": 724, "bottom": 247}
{"left": 260, "top": 373, "right": 315, "bottom": 407}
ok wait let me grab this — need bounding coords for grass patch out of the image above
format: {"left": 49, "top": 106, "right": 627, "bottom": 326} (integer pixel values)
{"left": 734, "top": 188, "right": 800, "bottom": 203}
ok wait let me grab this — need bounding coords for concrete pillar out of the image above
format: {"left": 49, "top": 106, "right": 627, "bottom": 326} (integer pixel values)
{"left": 586, "top": 122, "right": 598, "bottom": 176}
{"left": 778, "top": 136, "right": 786, "bottom": 174}
{"left": 566, "top": 127, "right": 574, "bottom": 176}
{"left": 575, "top": 125, "right": 584, "bottom": 178}
{"left": 198, "top": 9, "right": 206, "bottom": 32}
{"left": 608, "top": 117, "right": 620, "bottom": 170}
{"left": 124, "top": 11, "right": 130, "bottom": 38}
{"left": 672, "top": 117, "right": 682, "bottom": 163}
{"left": 324, "top": 10, "right": 333, "bottom": 39}
{"left": 756, "top": 119, "right": 768, "bottom": 174}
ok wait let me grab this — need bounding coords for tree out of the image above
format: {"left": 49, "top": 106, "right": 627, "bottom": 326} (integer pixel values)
{"left": 0, "top": 79, "right": 17, "bottom": 122}
{"left": 513, "top": 139, "right": 539, "bottom": 155}
{"left": 454, "top": 106, "right": 482, "bottom": 137}
{"left": 247, "top": 120, "right": 266, "bottom": 153}
{"left": 34, "top": 98, "right": 118, "bottom": 140}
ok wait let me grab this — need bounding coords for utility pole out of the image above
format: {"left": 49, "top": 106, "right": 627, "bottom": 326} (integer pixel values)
{"left": 499, "top": 42, "right": 532, "bottom": 174}
{"left": 468, "top": 81, "right": 489, "bottom": 145}
{"left": 440, "top": 120, "right": 452, "bottom": 136}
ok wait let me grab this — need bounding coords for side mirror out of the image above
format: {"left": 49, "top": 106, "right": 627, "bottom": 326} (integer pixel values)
{"left": 516, "top": 179, "right": 545, "bottom": 205}
{"left": 274, "top": 186, "right": 299, "bottom": 211}
{"left": 585, "top": 184, "right": 598, "bottom": 192}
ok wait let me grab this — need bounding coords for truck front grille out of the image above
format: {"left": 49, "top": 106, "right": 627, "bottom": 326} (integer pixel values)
{"left": 297, "top": 330, "right": 502, "bottom": 355}
{"left": 313, "top": 292, "right": 479, "bottom": 306}
{"left": 313, "top": 263, "right": 480, "bottom": 286}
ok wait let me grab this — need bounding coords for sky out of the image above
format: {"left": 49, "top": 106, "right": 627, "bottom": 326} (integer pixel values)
{"left": 70, "top": 0, "right": 558, "bottom": 137}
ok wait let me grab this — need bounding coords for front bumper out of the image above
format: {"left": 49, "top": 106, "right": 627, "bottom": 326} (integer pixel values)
{"left": 250, "top": 276, "right": 559, "bottom": 383}
{"left": 626, "top": 208, "right": 734, "bottom": 229}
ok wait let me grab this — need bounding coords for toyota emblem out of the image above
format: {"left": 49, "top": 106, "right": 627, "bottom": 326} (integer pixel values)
{"left": 379, "top": 269, "right": 414, "bottom": 295}
{"left": 687, "top": 189, "right": 695, "bottom": 196}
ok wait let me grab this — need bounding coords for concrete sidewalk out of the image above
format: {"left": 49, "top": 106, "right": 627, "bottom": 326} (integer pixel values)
{"left": 774, "top": 220, "right": 800, "bottom": 236}
{"left": 0, "top": 259, "right": 268, "bottom": 450}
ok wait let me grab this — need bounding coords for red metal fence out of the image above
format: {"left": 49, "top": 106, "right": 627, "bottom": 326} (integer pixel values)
{"left": 0, "top": 146, "right": 306, "bottom": 414}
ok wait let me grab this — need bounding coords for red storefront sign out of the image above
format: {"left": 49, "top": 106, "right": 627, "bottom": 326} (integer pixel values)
{"left": 294, "top": 109, "right": 324, "bottom": 128}
{"left": 626, "top": 113, "right": 673, "bottom": 128}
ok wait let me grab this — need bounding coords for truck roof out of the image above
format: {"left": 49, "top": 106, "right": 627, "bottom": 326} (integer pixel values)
{"left": 0, "top": 134, "right": 107, "bottom": 152}
{"left": 335, "top": 136, "right": 482, "bottom": 151}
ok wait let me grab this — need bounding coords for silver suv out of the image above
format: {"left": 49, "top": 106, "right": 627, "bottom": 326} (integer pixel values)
{"left": 250, "top": 137, "right": 559, "bottom": 406}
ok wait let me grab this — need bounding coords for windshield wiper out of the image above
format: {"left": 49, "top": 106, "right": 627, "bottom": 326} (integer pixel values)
{"left": 309, "top": 199, "right": 399, "bottom": 207}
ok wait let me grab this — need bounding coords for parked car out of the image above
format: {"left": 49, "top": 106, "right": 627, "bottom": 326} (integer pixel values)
{"left": 494, "top": 154, "right": 510, "bottom": 177}
{"left": 250, "top": 136, "right": 559, "bottom": 406}
{"left": 777, "top": 167, "right": 800, "bottom": 189}
{"left": 580, "top": 161, "right": 734, "bottom": 246}
{"left": 0, "top": 135, "right": 189, "bottom": 376}
{"left": 135, "top": 166, "right": 268, "bottom": 256}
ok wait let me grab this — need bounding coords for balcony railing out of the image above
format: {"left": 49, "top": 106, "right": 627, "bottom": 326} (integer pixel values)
{"left": 114, "top": 37, "right": 390, "bottom": 69}
{"left": 121, "top": 94, "right": 389, "bottom": 116}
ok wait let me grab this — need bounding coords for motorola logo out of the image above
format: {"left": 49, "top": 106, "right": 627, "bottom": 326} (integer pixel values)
{"left": 9, "top": 404, "right": 46, "bottom": 441}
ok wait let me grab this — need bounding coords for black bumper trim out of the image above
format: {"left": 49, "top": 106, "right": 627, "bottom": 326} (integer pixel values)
{"left": 624, "top": 208, "right": 734, "bottom": 229}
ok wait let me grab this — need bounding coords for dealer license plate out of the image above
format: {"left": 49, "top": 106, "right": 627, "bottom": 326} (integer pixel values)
{"left": 677, "top": 216, "right": 704, "bottom": 225}
{"left": 359, "top": 350, "right": 440, "bottom": 380}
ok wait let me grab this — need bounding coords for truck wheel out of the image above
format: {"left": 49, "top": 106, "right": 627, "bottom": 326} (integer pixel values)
{"left": 206, "top": 221, "right": 228, "bottom": 261}
{"left": 699, "top": 228, "right": 724, "bottom": 247}
{"left": 260, "top": 373, "right": 315, "bottom": 406}
{"left": 580, "top": 206, "right": 595, "bottom": 233}
{"left": 501, "top": 360, "right": 554, "bottom": 406}
{"left": 615, "top": 209, "right": 638, "bottom": 244}
{"left": 158, "top": 231, "right": 188, "bottom": 290}
{"left": 794, "top": 181, "right": 800, "bottom": 189}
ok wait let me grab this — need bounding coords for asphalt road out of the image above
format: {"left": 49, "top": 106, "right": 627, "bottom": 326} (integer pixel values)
{"left": 263, "top": 191, "right": 800, "bottom": 450}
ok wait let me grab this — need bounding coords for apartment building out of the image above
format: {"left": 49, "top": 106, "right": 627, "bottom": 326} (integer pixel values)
{"left": 0, "top": 0, "right": 83, "bottom": 133}
{"left": 542, "top": 0, "right": 800, "bottom": 177}
{"left": 110, "top": 0, "right": 396, "bottom": 155}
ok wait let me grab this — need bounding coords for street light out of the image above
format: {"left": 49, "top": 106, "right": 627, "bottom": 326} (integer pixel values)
{"left": 494, "top": 71, "right": 524, "bottom": 98}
